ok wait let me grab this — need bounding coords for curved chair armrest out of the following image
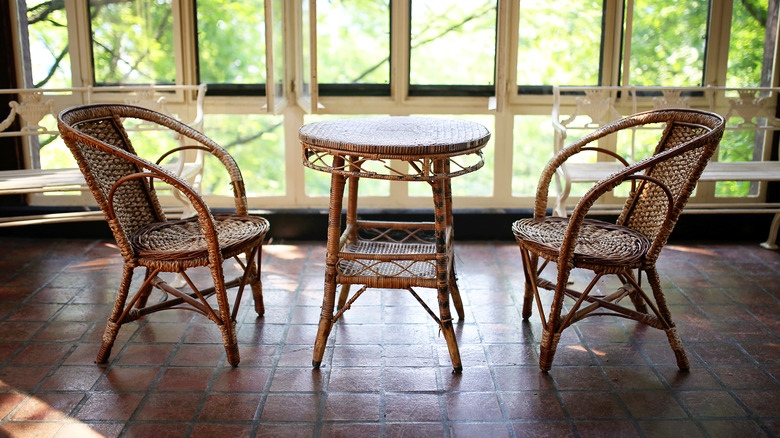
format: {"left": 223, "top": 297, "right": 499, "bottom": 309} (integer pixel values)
{"left": 557, "top": 171, "right": 675, "bottom": 267}
{"left": 123, "top": 107, "right": 250, "bottom": 215}
{"left": 106, "top": 169, "right": 222, "bottom": 263}
{"left": 535, "top": 141, "right": 631, "bottom": 219}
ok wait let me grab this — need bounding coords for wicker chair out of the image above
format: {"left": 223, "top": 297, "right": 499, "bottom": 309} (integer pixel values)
{"left": 57, "top": 104, "right": 269, "bottom": 367}
{"left": 513, "top": 109, "right": 724, "bottom": 371}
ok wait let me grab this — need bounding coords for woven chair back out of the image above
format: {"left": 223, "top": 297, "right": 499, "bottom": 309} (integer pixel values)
{"left": 616, "top": 110, "right": 724, "bottom": 261}
{"left": 58, "top": 106, "right": 167, "bottom": 253}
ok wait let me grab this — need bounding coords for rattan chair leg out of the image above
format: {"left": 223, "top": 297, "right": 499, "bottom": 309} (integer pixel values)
{"left": 250, "top": 246, "right": 264, "bottom": 316}
{"left": 646, "top": 267, "right": 690, "bottom": 370}
{"left": 539, "top": 329, "right": 562, "bottom": 372}
{"left": 622, "top": 271, "right": 648, "bottom": 313}
{"left": 220, "top": 320, "right": 240, "bottom": 367}
{"left": 666, "top": 327, "right": 690, "bottom": 370}
{"left": 520, "top": 250, "right": 537, "bottom": 320}
{"left": 97, "top": 263, "right": 135, "bottom": 364}
{"left": 135, "top": 267, "right": 155, "bottom": 309}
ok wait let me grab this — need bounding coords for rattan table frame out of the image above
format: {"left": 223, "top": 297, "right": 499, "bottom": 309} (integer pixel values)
{"left": 299, "top": 117, "right": 490, "bottom": 373}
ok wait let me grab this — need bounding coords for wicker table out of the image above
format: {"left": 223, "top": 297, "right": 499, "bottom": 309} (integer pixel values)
{"left": 300, "top": 116, "right": 490, "bottom": 372}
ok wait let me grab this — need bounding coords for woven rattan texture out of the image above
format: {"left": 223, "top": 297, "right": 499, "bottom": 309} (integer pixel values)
{"left": 75, "top": 118, "right": 160, "bottom": 238}
{"left": 131, "top": 214, "right": 268, "bottom": 262}
{"left": 513, "top": 217, "right": 650, "bottom": 266}
{"left": 338, "top": 240, "right": 436, "bottom": 279}
{"left": 298, "top": 116, "right": 490, "bottom": 157}
{"left": 621, "top": 123, "right": 709, "bottom": 240}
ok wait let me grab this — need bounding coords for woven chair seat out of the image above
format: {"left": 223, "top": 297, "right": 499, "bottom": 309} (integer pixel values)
{"left": 131, "top": 214, "right": 268, "bottom": 262}
{"left": 513, "top": 217, "right": 650, "bottom": 266}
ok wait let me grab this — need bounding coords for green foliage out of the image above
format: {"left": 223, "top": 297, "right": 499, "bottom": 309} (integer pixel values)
{"left": 90, "top": 0, "right": 176, "bottom": 84}
{"left": 410, "top": 0, "right": 496, "bottom": 86}
{"left": 26, "top": 0, "right": 71, "bottom": 87}
{"left": 203, "top": 114, "right": 285, "bottom": 196}
{"left": 512, "top": 116, "right": 553, "bottom": 196}
{"left": 317, "top": 0, "right": 390, "bottom": 84}
{"left": 197, "top": 0, "right": 267, "bottom": 84}
{"left": 22, "top": 0, "right": 775, "bottom": 203}
{"left": 628, "top": 0, "right": 709, "bottom": 86}
{"left": 727, "top": 0, "right": 769, "bottom": 86}
{"left": 517, "top": 0, "right": 602, "bottom": 86}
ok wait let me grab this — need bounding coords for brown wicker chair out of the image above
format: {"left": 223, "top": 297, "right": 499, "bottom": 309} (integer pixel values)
{"left": 57, "top": 104, "right": 269, "bottom": 367}
{"left": 513, "top": 109, "right": 725, "bottom": 371}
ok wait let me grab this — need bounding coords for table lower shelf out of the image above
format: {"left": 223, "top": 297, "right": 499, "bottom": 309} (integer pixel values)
{"left": 337, "top": 239, "right": 437, "bottom": 280}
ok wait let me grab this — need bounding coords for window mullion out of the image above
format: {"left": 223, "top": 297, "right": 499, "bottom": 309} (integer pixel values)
{"left": 68, "top": 0, "right": 91, "bottom": 87}
{"left": 391, "top": 0, "right": 409, "bottom": 106}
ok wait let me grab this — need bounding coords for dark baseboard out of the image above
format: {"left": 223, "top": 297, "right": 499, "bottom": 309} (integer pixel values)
{"left": 0, "top": 206, "right": 776, "bottom": 246}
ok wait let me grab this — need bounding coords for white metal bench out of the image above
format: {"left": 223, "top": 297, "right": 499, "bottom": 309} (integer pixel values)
{"left": 0, "top": 84, "right": 207, "bottom": 227}
{"left": 552, "top": 85, "right": 780, "bottom": 249}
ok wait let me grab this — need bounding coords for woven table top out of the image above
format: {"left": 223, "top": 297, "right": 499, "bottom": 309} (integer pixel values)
{"left": 298, "top": 116, "right": 490, "bottom": 158}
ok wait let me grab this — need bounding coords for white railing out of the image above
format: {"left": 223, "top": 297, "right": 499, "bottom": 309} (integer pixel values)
{"left": 552, "top": 85, "right": 780, "bottom": 249}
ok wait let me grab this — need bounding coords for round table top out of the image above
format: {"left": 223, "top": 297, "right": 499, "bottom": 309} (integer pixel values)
{"left": 298, "top": 116, "right": 491, "bottom": 158}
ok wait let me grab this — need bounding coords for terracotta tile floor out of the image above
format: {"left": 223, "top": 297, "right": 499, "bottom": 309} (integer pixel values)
{"left": 0, "top": 237, "right": 778, "bottom": 437}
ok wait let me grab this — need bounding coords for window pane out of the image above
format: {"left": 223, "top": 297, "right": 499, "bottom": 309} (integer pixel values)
{"left": 26, "top": 0, "right": 71, "bottom": 87}
{"left": 202, "top": 115, "right": 285, "bottom": 196}
{"left": 517, "top": 0, "right": 602, "bottom": 86}
{"left": 625, "top": 0, "right": 708, "bottom": 86}
{"left": 409, "top": 0, "right": 496, "bottom": 86}
{"left": 726, "top": 0, "right": 775, "bottom": 87}
{"left": 90, "top": 0, "right": 175, "bottom": 85}
{"left": 197, "top": 0, "right": 266, "bottom": 85}
{"left": 316, "top": 0, "right": 389, "bottom": 85}
{"left": 512, "top": 115, "right": 554, "bottom": 196}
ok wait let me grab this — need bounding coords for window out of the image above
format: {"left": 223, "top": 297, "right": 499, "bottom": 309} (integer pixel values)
{"left": 623, "top": 0, "right": 709, "bottom": 87}
{"left": 517, "top": 0, "right": 603, "bottom": 88}
{"left": 196, "top": 0, "right": 267, "bottom": 95}
{"left": 8, "top": 0, "right": 780, "bottom": 212}
{"left": 316, "top": 0, "right": 390, "bottom": 96}
{"left": 24, "top": 0, "right": 71, "bottom": 88}
{"left": 409, "top": 0, "right": 496, "bottom": 96}
{"left": 90, "top": 0, "right": 176, "bottom": 85}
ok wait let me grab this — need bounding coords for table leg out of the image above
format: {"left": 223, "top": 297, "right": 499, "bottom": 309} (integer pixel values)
{"left": 442, "top": 160, "right": 465, "bottom": 320}
{"left": 337, "top": 165, "right": 360, "bottom": 310}
{"left": 312, "top": 160, "right": 347, "bottom": 368}
{"left": 433, "top": 161, "right": 462, "bottom": 372}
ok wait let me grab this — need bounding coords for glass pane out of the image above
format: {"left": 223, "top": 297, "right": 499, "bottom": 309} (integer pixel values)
{"left": 625, "top": 0, "right": 708, "bottom": 86}
{"left": 38, "top": 114, "right": 73, "bottom": 170}
{"left": 90, "top": 0, "right": 176, "bottom": 85}
{"left": 512, "top": 115, "right": 554, "bottom": 196}
{"left": 517, "top": 0, "right": 602, "bottom": 86}
{"left": 26, "top": 0, "right": 71, "bottom": 87}
{"left": 727, "top": 0, "right": 775, "bottom": 87}
{"left": 202, "top": 114, "right": 285, "bottom": 196}
{"left": 409, "top": 0, "right": 496, "bottom": 86}
{"left": 714, "top": 127, "right": 762, "bottom": 197}
{"left": 197, "top": 0, "right": 266, "bottom": 84}
{"left": 303, "top": 115, "right": 389, "bottom": 197}
{"left": 316, "top": 0, "right": 389, "bottom": 85}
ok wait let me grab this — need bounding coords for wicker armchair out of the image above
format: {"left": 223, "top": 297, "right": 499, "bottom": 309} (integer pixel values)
{"left": 57, "top": 104, "right": 269, "bottom": 367}
{"left": 513, "top": 109, "right": 724, "bottom": 371}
